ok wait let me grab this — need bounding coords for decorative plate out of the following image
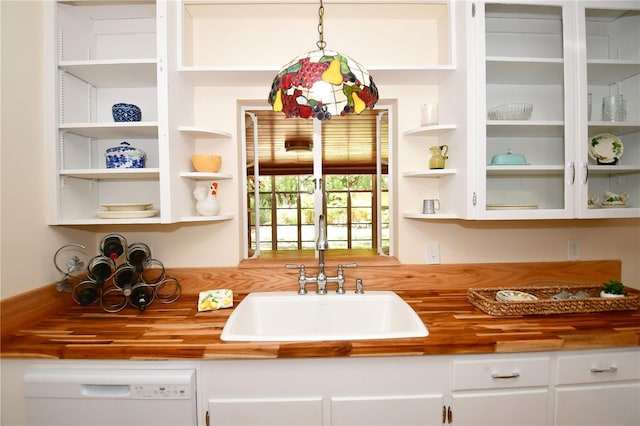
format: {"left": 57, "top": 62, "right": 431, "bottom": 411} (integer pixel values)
{"left": 588, "top": 133, "right": 623, "bottom": 164}
{"left": 496, "top": 290, "right": 538, "bottom": 302}
{"left": 100, "top": 203, "right": 153, "bottom": 212}
{"left": 95, "top": 209, "right": 159, "bottom": 219}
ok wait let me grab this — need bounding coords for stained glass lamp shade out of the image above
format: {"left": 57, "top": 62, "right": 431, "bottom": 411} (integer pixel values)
{"left": 268, "top": 49, "right": 378, "bottom": 120}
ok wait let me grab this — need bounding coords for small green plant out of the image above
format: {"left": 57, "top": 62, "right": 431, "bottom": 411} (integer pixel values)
{"left": 602, "top": 279, "right": 627, "bottom": 295}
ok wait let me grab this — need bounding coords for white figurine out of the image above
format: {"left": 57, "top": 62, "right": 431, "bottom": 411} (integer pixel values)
{"left": 193, "top": 182, "right": 220, "bottom": 216}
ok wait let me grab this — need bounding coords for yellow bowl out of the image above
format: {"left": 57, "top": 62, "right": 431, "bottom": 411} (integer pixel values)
{"left": 191, "top": 154, "right": 222, "bottom": 173}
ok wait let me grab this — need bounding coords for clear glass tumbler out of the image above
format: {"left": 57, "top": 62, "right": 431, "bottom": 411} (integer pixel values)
{"left": 602, "top": 95, "right": 626, "bottom": 122}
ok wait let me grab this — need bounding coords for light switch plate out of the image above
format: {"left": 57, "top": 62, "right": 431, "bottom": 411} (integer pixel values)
{"left": 427, "top": 243, "right": 440, "bottom": 264}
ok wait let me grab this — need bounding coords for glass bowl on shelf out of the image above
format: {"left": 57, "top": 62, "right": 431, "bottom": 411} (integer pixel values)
{"left": 487, "top": 103, "right": 533, "bottom": 120}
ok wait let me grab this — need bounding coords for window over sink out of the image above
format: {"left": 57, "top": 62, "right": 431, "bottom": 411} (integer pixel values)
{"left": 241, "top": 106, "right": 394, "bottom": 260}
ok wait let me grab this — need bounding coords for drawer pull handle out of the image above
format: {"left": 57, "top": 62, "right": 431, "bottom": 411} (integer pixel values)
{"left": 590, "top": 366, "right": 618, "bottom": 373}
{"left": 491, "top": 372, "right": 520, "bottom": 379}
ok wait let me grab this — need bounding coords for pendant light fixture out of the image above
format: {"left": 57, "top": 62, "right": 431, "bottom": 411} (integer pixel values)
{"left": 268, "top": 0, "right": 379, "bottom": 120}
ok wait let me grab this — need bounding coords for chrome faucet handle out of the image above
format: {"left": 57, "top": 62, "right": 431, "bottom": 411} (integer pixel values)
{"left": 335, "top": 264, "right": 357, "bottom": 294}
{"left": 336, "top": 266, "right": 346, "bottom": 294}
{"left": 355, "top": 278, "right": 364, "bottom": 294}
{"left": 285, "top": 264, "right": 308, "bottom": 294}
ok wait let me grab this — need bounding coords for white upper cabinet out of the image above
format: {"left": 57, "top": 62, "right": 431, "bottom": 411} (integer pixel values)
{"left": 470, "top": 1, "right": 574, "bottom": 220}
{"left": 465, "top": 0, "right": 639, "bottom": 220}
{"left": 576, "top": 2, "right": 640, "bottom": 219}
{"left": 48, "top": 0, "right": 638, "bottom": 225}
{"left": 49, "top": 0, "right": 233, "bottom": 225}
{"left": 51, "top": 0, "right": 164, "bottom": 224}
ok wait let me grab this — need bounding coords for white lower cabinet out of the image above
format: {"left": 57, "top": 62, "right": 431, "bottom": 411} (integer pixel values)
{"left": 329, "top": 395, "right": 444, "bottom": 426}
{"left": 553, "top": 350, "right": 640, "bottom": 426}
{"left": 202, "top": 349, "right": 639, "bottom": 426}
{"left": 202, "top": 357, "right": 449, "bottom": 426}
{"left": 449, "top": 355, "right": 551, "bottom": 426}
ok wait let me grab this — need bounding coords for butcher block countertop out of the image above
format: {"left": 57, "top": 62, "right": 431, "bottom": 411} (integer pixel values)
{"left": 1, "top": 260, "right": 639, "bottom": 360}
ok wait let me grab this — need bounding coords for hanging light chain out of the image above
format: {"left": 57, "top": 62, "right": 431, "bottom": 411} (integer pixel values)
{"left": 316, "top": 0, "right": 326, "bottom": 51}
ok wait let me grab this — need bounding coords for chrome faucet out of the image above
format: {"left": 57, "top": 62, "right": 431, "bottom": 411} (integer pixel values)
{"left": 285, "top": 214, "right": 357, "bottom": 294}
{"left": 316, "top": 214, "right": 329, "bottom": 294}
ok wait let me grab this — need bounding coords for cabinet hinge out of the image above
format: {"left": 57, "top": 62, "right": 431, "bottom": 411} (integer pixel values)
{"left": 205, "top": 410, "right": 210, "bottom": 426}
{"left": 472, "top": 3, "right": 476, "bottom": 17}
{"left": 472, "top": 192, "right": 477, "bottom": 206}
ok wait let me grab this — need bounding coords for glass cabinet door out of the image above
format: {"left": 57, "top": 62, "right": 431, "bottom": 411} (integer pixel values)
{"left": 578, "top": 2, "right": 640, "bottom": 218}
{"left": 475, "top": 2, "right": 573, "bottom": 219}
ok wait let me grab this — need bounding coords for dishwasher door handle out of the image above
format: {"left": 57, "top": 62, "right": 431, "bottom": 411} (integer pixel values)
{"left": 82, "top": 384, "right": 130, "bottom": 397}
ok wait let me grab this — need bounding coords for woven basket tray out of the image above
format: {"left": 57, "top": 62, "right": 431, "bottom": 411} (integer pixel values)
{"left": 467, "top": 283, "right": 639, "bottom": 316}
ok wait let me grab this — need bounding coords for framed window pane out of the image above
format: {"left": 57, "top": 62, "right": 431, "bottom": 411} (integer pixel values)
{"left": 301, "top": 224, "right": 315, "bottom": 242}
{"left": 326, "top": 175, "right": 348, "bottom": 190}
{"left": 327, "top": 207, "right": 347, "bottom": 224}
{"left": 351, "top": 192, "right": 372, "bottom": 207}
{"left": 352, "top": 207, "right": 372, "bottom": 223}
{"left": 259, "top": 209, "right": 272, "bottom": 225}
{"left": 352, "top": 240, "right": 373, "bottom": 249}
{"left": 349, "top": 175, "right": 372, "bottom": 189}
{"left": 276, "top": 194, "right": 297, "bottom": 208}
{"left": 327, "top": 192, "right": 347, "bottom": 207}
{"left": 301, "top": 208, "right": 314, "bottom": 224}
{"left": 327, "top": 224, "right": 347, "bottom": 241}
{"left": 300, "top": 193, "right": 314, "bottom": 208}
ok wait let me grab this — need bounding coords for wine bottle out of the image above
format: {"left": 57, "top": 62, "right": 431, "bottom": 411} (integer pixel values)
{"left": 126, "top": 242, "right": 151, "bottom": 272}
{"left": 130, "top": 284, "right": 153, "bottom": 311}
{"left": 113, "top": 264, "right": 137, "bottom": 296}
{"left": 87, "top": 256, "right": 115, "bottom": 286}
{"left": 73, "top": 280, "right": 100, "bottom": 306}
{"left": 100, "top": 234, "right": 127, "bottom": 261}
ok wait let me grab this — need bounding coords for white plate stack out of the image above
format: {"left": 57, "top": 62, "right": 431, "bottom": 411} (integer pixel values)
{"left": 95, "top": 203, "right": 158, "bottom": 219}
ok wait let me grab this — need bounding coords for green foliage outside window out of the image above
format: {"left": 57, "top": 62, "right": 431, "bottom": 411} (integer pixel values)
{"left": 248, "top": 174, "right": 389, "bottom": 252}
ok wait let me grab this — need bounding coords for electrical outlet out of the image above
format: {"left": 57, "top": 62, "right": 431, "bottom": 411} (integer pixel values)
{"left": 567, "top": 240, "right": 580, "bottom": 261}
{"left": 427, "top": 243, "right": 440, "bottom": 264}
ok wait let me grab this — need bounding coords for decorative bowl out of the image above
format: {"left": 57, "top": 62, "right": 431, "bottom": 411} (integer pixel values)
{"left": 105, "top": 142, "right": 146, "bottom": 168}
{"left": 192, "top": 154, "right": 222, "bottom": 173}
{"left": 487, "top": 103, "right": 533, "bottom": 120}
{"left": 112, "top": 103, "right": 141, "bottom": 122}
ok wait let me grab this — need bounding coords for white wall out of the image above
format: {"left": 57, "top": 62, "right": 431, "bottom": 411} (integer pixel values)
{"left": 1, "top": 1, "right": 638, "bottom": 302}
{"left": 1, "top": 1, "right": 95, "bottom": 300}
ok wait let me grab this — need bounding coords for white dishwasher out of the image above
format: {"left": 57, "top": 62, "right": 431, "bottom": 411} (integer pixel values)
{"left": 24, "top": 368, "right": 198, "bottom": 426}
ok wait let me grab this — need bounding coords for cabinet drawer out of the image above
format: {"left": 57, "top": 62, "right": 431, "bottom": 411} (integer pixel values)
{"left": 452, "top": 356, "right": 550, "bottom": 390}
{"left": 556, "top": 350, "right": 640, "bottom": 385}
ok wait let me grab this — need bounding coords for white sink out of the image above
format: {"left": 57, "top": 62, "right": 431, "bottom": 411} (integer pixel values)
{"left": 220, "top": 291, "right": 428, "bottom": 342}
